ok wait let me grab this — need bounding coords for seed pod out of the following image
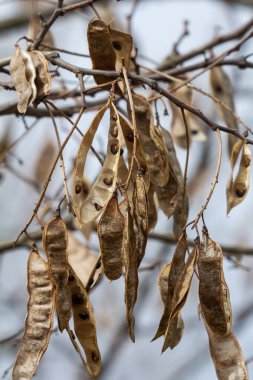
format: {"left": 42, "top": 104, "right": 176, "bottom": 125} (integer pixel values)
{"left": 204, "top": 321, "right": 248, "bottom": 380}
{"left": 133, "top": 173, "right": 149, "bottom": 267}
{"left": 98, "top": 193, "right": 125, "bottom": 280}
{"left": 68, "top": 270, "right": 101, "bottom": 377}
{"left": 162, "top": 243, "right": 199, "bottom": 352}
{"left": 147, "top": 183, "right": 158, "bottom": 231}
{"left": 210, "top": 66, "right": 237, "bottom": 154}
{"left": 198, "top": 235, "right": 232, "bottom": 336}
{"left": 35, "top": 140, "right": 55, "bottom": 186}
{"left": 79, "top": 103, "right": 122, "bottom": 225}
{"left": 10, "top": 46, "right": 37, "bottom": 113}
{"left": 29, "top": 50, "right": 51, "bottom": 101}
{"left": 12, "top": 250, "right": 54, "bottom": 380}
{"left": 124, "top": 208, "right": 138, "bottom": 342}
{"left": 152, "top": 233, "right": 187, "bottom": 342}
{"left": 157, "top": 262, "right": 184, "bottom": 350}
{"left": 43, "top": 215, "right": 71, "bottom": 332}
{"left": 132, "top": 94, "right": 170, "bottom": 187}
{"left": 226, "top": 141, "right": 251, "bottom": 214}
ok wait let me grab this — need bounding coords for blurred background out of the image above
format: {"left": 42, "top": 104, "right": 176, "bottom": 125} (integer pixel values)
{"left": 1, "top": 0, "right": 253, "bottom": 379}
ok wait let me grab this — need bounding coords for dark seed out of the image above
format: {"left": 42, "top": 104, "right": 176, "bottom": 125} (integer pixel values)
{"left": 91, "top": 352, "right": 99, "bottom": 362}
{"left": 120, "top": 148, "right": 124, "bottom": 156}
{"left": 235, "top": 188, "right": 246, "bottom": 197}
{"left": 94, "top": 203, "right": 102, "bottom": 211}
{"left": 112, "top": 114, "right": 117, "bottom": 120}
{"left": 111, "top": 143, "right": 119, "bottom": 154}
{"left": 68, "top": 275, "right": 75, "bottom": 282}
{"left": 72, "top": 293, "right": 84, "bottom": 305}
{"left": 111, "top": 128, "right": 118, "bottom": 138}
{"left": 103, "top": 177, "right": 113, "bottom": 186}
{"left": 78, "top": 313, "right": 89, "bottom": 320}
{"left": 112, "top": 41, "right": 122, "bottom": 51}
{"left": 139, "top": 166, "right": 146, "bottom": 175}
{"left": 75, "top": 184, "right": 81, "bottom": 194}
{"left": 126, "top": 132, "right": 134, "bottom": 142}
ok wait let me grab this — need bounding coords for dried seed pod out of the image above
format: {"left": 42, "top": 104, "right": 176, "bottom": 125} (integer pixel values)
{"left": 87, "top": 19, "right": 116, "bottom": 85}
{"left": 133, "top": 173, "right": 149, "bottom": 267}
{"left": 204, "top": 320, "right": 248, "bottom": 380}
{"left": 10, "top": 46, "right": 37, "bottom": 113}
{"left": 210, "top": 66, "right": 237, "bottom": 153}
{"left": 73, "top": 103, "right": 109, "bottom": 222}
{"left": 79, "top": 103, "right": 122, "bottom": 225}
{"left": 152, "top": 233, "right": 187, "bottom": 342}
{"left": 162, "top": 243, "right": 199, "bottom": 352}
{"left": 12, "top": 250, "right": 54, "bottom": 380}
{"left": 157, "top": 262, "right": 184, "bottom": 350}
{"left": 132, "top": 94, "right": 170, "bottom": 187}
{"left": 98, "top": 193, "right": 125, "bottom": 280}
{"left": 226, "top": 141, "right": 251, "bottom": 214}
{"left": 124, "top": 208, "right": 138, "bottom": 342}
{"left": 68, "top": 270, "right": 101, "bottom": 377}
{"left": 147, "top": 183, "right": 158, "bottom": 231}
{"left": 198, "top": 235, "right": 232, "bottom": 336}
{"left": 35, "top": 140, "right": 55, "bottom": 186}
{"left": 43, "top": 216, "right": 71, "bottom": 332}
{"left": 29, "top": 50, "right": 51, "bottom": 101}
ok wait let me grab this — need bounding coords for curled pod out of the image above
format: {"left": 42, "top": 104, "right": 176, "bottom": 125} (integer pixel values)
{"left": 42, "top": 215, "right": 71, "bottom": 332}
{"left": 12, "top": 250, "right": 54, "bottom": 380}
{"left": 198, "top": 235, "right": 232, "bottom": 336}
{"left": 29, "top": 50, "right": 51, "bottom": 102}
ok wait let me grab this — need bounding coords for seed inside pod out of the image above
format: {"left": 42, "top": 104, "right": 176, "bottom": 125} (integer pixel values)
{"left": 111, "top": 143, "right": 119, "bottom": 154}
{"left": 111, "top": 128, "right": 118, "bottom": 138}
{"left": 103, "top": 177, "right": 113, "bottom": 186}
{"left": 72, "top": 293, "right": 84, "bottom": 305}
{"left": 127, "top": 132, "right": 134, "bottom": 142}
{"left": 112, "top": 41, "right": 122, "bottom": 51}
{"left": 75, "top": 184, "right": 81, "bottom": 194}
{"left": 94, "top": 203, "right": 102, "bottom": 211}
{"left": 78, "top": 313, "right": 89, "bottom": 320}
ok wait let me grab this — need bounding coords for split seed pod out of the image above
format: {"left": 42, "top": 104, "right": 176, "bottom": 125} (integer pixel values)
{"left": 98, "top": 192, "right": 125, "bottom": 280}
{"left": 43, "top": 215, "right": 72, "bottom": 332}
{"left": 12, "top": 250, "right": 54, "bottom": 380}
{"left": 10, "top": 46, "right": 37, "bottom": 113}
{"left": 198, "top": 235, "right": 232, "bottom": 336}
{"left": 29, "top": 50, "right": 51, "bottom": 101}
{"left": 226, "top": 141, "right": 251, "bottom": 214}
{"left": 68, "top": 270, "right": 101, "bottom": 377}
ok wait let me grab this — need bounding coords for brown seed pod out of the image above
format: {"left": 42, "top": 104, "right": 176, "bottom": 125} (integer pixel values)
{"left": 29, "top": 50, "right": 51, "bottom": 101}
{"left": 152, "top": 233, "right": 187, "bottom": 342}
{"left": 124, "top": 208, "right": 138, "bottom": 342}
{"left": 10, "top": 46, "right": 37, "bottom": 114}
{"left": 147, "top": 183, "right": 158, "bottom": 231}
{"left": 42, "top": 215, "right": 71, "bottom": 332}
{"left": 12, "top": 250, "right": 54, "bottom": 380}
{"left": 204, "top": 320, "right": 248, "bottom": 380}
{"left": 98, "top": 193, "right": 125, "bottom": 281}
{"left": 226, "top": 141, "right": 251, "bottom": 214}
{"left": 35, "top": 140, "right": 55, "bottom": 186}
{"left": 198, "top": 235, "right": 232, "bottom": 336}
{"left": 68, "top": 270, "right": 101, "bottom": 377}
{"left": 79, "top": 103, "right": 122, "bottom": 225}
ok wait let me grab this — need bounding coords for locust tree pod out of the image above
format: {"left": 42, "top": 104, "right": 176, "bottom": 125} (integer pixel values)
{"left": 29, "top": 50, "right": 51, "bottom": 101}
{"left": 12, "top": 250, "right": 54, "bottom": 380}
{"left": 98, "top": 192, "right": 125, "bottom": 281}
{"left": 226, "top": 140, "right": 251, "bottom": 214}
{"left": 68, "top": 270, "right": 101, "bottom": 377}
{"left": 10, "top": 46, "right": 37, "bottom": 113}
{"left": 42, "top": 215, "right": 72, "bottom": 332}
{"left": 79, "top": 102, "right": 122, "bottom": 225}
{"left": 198, "top": 234, "right": 232, "bottom": 336}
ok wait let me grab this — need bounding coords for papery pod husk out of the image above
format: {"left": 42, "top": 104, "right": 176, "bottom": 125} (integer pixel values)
{"left": 68, "top": 270, "right": 101, "bottom": 377}
{"left": 147, "top": 183, "right": 158, "bottom": 231}
{"left": 79, "top": 103, "right": 122, "bottom": 225}
{"left": 198, "top": 235, "right": 232, "bottom": 336}
{"left": 29, "top": 50, "right": 51, "bottom": 102}
{"left": 226, "top": 141, "right": 251, "bottom": 214}
{"left": 10, "top": 46, "right": 37, "bottom": 114}
{"left": 124, "top": 208, "right": 138, "bottom": 342}
{"left": 12, "top": 250, "right": 54, "bottom": 380}
{"left": 133, "top": 173, "right": 149, "bottom": 267}
{"left": 132, "top": 93, "right": 170, "bottom": 187}
{"left": 152, "top": 233, "right": 187, "bottom": 342}
{"left": 42, "top": 215, "right": 72, "bottom": 332}
{"left": 72, "top": 102, "right": 109, "bottom": 223}
{"left": 162, "top": 243, "right": 199, "bottom": 352}
{"left": 157, "top": 262, "right": 184, "bottom": 350}
{"left": 210, "top": 66, "right": 237, "bottom": 154}
{"left": 204, "top": 318, "right": 248, "bottom": 380}
{"left": 28, "top": 17, "right": 54, "bottom": 49}
{"left": 68, "top": 232, "right": 101, "bottom": 288}
{"left": 98, "top": 192, "right": 125, "bottom": 280}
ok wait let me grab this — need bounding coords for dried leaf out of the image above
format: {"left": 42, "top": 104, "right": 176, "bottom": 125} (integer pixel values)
{"left": 30, "top": 50, "right": 51, "bottom": 101}
{"left": 12, "top": 250, "right": 54, "bottom": 380}
{"left": 98, "top": 193, "right": 125, "bottom": 280}
{"left": 198, "top": 235, "right": 232, "bottom": 336}
{"left": 205, "top": 322, "right": 248, "bottom": 380}
{"left": 68, "top": 270, "right": 101, "bottom": 377}
{"left": 10, "top": 46, "right": 37, "bottom": 113}
{"left": 43, "top": 215, "right": 72, "bottom": 332}
{"left": 79, "top": 103, "right": 122, "bottom": 225}
{"left": 152, "top": 233, "right": 187, "bottom": 342}
{"left": 226, "top": 141, "right": 251, "bottom": 214}
{"left": 124, "top": 208, "right": 138, "bottom": 342}
{"left": 133, "top": 94, "right": 170, "bottom": 187}
{"left": 210, "top": 66, "right": 237, "bottom": 153}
